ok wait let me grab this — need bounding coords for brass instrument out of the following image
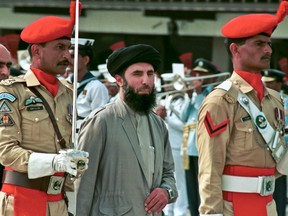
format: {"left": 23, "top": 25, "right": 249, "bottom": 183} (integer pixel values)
{"left": 157, "top": 72, "right": 231, "bottom": 98}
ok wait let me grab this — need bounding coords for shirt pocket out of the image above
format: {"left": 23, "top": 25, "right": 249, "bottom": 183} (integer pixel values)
{"left": 21, "top": 109, "right": 49, "bottom": 143}
{"left": 233, "top": 120, "right": 255, "bottom": 150}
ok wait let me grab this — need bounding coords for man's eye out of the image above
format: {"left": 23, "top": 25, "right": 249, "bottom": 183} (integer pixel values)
{"left": 133, "top": 72, "right": 142, "bottom": 76}
{"left": 0, "top": 62, "right": 12, "bottom": 69}
{"left": 6, "top": 62, "right": 12, "bottom": 68}
{"left": 57, "top": 45, "right": 65, "bottom": 50}
{"left": 148, "top": 71, "right": 155, "bottom": 76}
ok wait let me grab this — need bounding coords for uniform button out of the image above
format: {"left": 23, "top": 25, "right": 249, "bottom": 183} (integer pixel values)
{"left": 35, "top": 118, "right": 39, "bottom": 122}
{"left": 56, "top": 118, "right": 59, "bottom": 121}
{"left": 248, "top": 128, "right": 253, "bottom": 132}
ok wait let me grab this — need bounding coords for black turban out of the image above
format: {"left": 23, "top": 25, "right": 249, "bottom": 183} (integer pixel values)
{"left": 107, "top": 44, "right": 161, "bottom": 76}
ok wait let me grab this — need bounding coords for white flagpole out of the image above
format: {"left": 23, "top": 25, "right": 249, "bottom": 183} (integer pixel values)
{"left": 72, "top": 0, "right": 80, "bottom": 147}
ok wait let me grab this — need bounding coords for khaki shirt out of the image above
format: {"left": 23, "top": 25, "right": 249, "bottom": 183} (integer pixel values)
{"left": 0, "top": 69, "right": 73, "bottom": 180}
{"left": 196, "top": 72, "right": 284, "bottom": 214}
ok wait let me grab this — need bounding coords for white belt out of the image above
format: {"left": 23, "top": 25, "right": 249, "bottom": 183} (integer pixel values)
{"left": 222, "top": 174, "right": 275, "bottom": 196}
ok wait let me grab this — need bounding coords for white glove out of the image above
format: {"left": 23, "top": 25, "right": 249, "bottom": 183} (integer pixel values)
{"left": 53, "top": 154, "right": 77, "bottom": 176}
{"left": 59, "top": 149, "right": 89, "bottom": 177}
{"left": 28, "top": 150, "right": 89, "bottom": 179}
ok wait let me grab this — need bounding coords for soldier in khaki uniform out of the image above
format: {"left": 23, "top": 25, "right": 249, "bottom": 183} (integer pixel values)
{"left": 0, "top": 2, "right": 88, "bottom": 216}
{"left": 262, "top": 69, "right": 287, "bottom": 216}
{"left": 196, "top": 1, "right": 288, "bottom": 216}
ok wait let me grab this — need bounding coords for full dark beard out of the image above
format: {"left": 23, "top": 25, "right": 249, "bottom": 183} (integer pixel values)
{"left": 124, "top": 84, "right": 156, "bottom": 114}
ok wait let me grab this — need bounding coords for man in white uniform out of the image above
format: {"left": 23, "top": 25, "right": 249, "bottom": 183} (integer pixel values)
{"left": 68, "top": 38, "right": 109, "bottom": 132}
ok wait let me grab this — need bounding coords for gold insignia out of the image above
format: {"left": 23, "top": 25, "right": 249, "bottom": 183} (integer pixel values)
{"left": 223, "top": 94, "right": 236, "bottom": 104}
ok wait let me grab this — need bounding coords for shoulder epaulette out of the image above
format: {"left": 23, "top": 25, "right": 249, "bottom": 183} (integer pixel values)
{"left": 215, "top": 80, "right": 238, "bottom": 104}
{"left": 267, "top": 88, "right": 282, "bottom": 103}
{"left": 216, "top": 80, "right": 233, "bottom": 91}
{"left": 0, "top": 76, "right": 25, "bottom": 86}
{"left": 60, "top": 79, "right": 73, "bottom": 92}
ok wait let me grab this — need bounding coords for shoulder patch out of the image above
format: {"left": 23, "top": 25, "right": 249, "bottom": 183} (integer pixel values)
{"left": 0, "top": 113, "right": 14, "bottom": 126}
{"left": 0, "top": 101, "right": 12, "bottom": 112}
{"left": 0, "top": 92, "right": 16, "bottom": 102}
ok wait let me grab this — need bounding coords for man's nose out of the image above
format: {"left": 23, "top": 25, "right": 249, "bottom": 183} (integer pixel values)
{"left": 142, "top": 73, "right": 153, "bottom": 84}
{"left": 264, "top": 44, "right": 272, "bottom": 54}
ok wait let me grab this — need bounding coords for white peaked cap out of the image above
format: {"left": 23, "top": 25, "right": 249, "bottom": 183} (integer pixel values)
{"left": 161, "top": 73, "right": 175, "bottom": 82}
{"left": 71, "top": 38, "right": 95, "bottom": 46}
{"left": 98, "top": 64, "right": 116, "bottom": 83}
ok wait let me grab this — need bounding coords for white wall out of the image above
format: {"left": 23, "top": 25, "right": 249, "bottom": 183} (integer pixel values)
{"left": 1, "top": 8, "right": 287, "bottom": 38}
{"left": 1, "top": 7, "right": 287, "bottom": 72}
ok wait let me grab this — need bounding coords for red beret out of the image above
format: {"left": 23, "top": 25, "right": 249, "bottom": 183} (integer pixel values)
{"left": 109, "top": 41, "right": 126, "bottom": 51}
{"left": 179, "top": 52, "right": 193, "bottom": 70}
{"left": 20, "top": 1, "right": 81, "bottom": 44}
{"left": 221, "top": 1, "right": 288, "bottom": 38}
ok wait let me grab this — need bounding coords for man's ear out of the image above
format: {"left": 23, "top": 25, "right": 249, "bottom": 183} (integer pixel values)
{"left": 31, "top": 44, "right": 41, "bottom": 56}
{"left": 84, "top": 56, "right": 90, "bottom": 65}
{"left": 114, "top": 74, "right": 123, "bottom": 87}
{"left": 230, "top": 43, "right": 239, "bottom": 56}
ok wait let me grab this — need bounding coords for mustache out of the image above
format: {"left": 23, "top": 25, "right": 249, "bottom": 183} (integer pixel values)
{"left": 137, "top": 85, "right": 152, "bottom": 91}
{"left": 0, "top": 74, "right": 9, "bottom": 80}
{"left": 261, "top": 55, "right": 271, "bottom": 60}
{"left": 57, "top": 60, "right": 70, "bottom": 66}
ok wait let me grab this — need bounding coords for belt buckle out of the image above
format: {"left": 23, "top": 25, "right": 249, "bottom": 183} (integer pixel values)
{"left": 260, "top": 176, "right": 275, "bottom": 196}
{"left": 47, "top": 176, "right": 65, "bottom": 195}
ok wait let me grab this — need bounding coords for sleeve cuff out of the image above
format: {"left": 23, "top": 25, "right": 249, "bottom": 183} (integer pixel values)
{"left": 28, "top": 152, "right": 56, "bottom": 179}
